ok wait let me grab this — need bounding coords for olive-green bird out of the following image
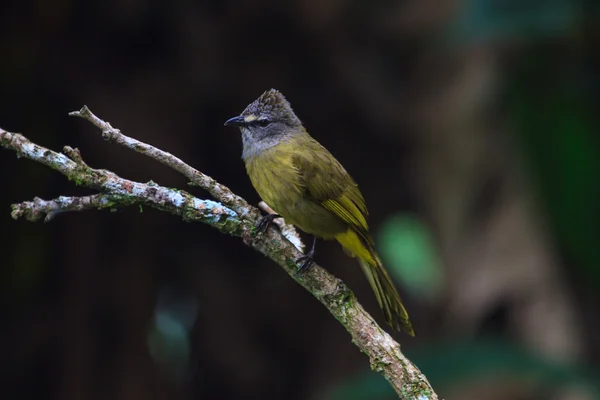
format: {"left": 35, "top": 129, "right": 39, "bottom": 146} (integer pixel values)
{"left": 225, "top": 89, "right": 414, "bottom": 335}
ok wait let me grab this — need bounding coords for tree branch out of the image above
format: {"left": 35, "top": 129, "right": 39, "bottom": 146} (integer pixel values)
{"left": 11, "top": 194, "right": 122, "bottom": 222}
{"left": 0, "top": 111, "right": 438, "bottom": 400}
{"left": 69, "top": 106, "right": 253, "bottom": 218}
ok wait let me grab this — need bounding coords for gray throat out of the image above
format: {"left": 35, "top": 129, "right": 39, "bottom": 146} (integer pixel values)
{"left": 241, "top": 131, "right": 282, "bottom": 161}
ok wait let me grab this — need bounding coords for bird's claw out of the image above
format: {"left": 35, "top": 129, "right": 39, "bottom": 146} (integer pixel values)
{"left": 296, "top": 252, "right": 314, "bottom": 273}
{"left": 256, "top": 214, "right": 280, "bottom": 233}
{"left": 295, "top": 236, "right": 317, "bottom": 273}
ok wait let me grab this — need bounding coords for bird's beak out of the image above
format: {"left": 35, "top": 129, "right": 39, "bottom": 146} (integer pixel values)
{"left": 224, "top": 115, "right": 246, "bottom": 127}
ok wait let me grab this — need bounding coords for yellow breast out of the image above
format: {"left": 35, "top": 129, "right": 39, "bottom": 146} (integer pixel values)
{"left": 244, "top": 142, "right": 304, "bottom": 219}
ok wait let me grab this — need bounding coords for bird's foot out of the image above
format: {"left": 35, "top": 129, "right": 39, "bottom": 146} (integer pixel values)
{"left": 296, "top": 236, "right": 317, "bottom": 273}
{"left": 256, "top": 213, "right": 281, "bottom": 233}
{"left": 295, "top": 253, "right": 314, "bottom": 273}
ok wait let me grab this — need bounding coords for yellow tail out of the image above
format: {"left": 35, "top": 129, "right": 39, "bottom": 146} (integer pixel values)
{"left": 336, "top": 230, "right": 415, "bottom": 336}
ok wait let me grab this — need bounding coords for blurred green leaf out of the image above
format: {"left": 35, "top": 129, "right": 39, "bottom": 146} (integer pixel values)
{"left": 413, "top": 339, "right": 600, "bottom": 392}
{"left": 508, "top": 50, "right": 600, "bottom": 283}
{"left": 450, "top": 0, "right": 580, "bottom": 43}
{"left": 147, "top": 311, "right": 192, "bottom": 383}
{"left": 147, "top": 292, "right": 198, "bottom": 383}
{"left": 325, "top": 338, "right": 600, "bottom": 400}
{"left": 377, "top": 214, "right": 442, "bottom": 299}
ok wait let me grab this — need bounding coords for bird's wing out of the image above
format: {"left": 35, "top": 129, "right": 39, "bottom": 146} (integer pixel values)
{"left": 292, "top": 139, "right": 370, "bottom": 238}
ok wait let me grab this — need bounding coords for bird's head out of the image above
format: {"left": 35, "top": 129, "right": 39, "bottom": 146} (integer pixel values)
{"left": 224, "top": 89, "right": 303, "bottom": 147}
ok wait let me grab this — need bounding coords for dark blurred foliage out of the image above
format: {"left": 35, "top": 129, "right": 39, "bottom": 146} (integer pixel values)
{"left": 1, "top": 1, "right": 599, "bottom": 399}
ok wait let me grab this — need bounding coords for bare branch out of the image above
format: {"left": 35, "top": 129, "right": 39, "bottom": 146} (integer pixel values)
{"left": 69, "top": 106, "right": 255, "bottom": 218}
{"left": 1, "top": 129, "right": 240, "bottom": 230}
{"left": 11, "top": 194, "right": 117, "bottom": 222}
{"left": 0, "top": 118, "right": 438, "bottom": 400}
{"left": 10, "top": 193, "right": 237, "bottom": 229}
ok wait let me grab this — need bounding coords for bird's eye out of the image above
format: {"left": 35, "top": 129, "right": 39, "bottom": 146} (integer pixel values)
{"left": 257, "top": 119, "right": 271, "bottom": 127}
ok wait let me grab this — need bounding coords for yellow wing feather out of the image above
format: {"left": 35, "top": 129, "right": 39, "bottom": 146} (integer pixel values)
{"left": 322, "top": 196, "right": 368, "bottom": 234}
{"left": 287, "top": 135, "right": 415, "bottom": 335}
{"left": 289, "top": 136, "right": 370, "bottom": 236}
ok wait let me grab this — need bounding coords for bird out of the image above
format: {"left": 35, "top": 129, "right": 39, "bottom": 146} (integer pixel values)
{"left": 224, "top": 89, "right": 414, "bottom": 335}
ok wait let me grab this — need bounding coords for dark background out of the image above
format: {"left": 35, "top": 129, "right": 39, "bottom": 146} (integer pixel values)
{"left": 1, "top": 1, "right": 599, "bottom": 399}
